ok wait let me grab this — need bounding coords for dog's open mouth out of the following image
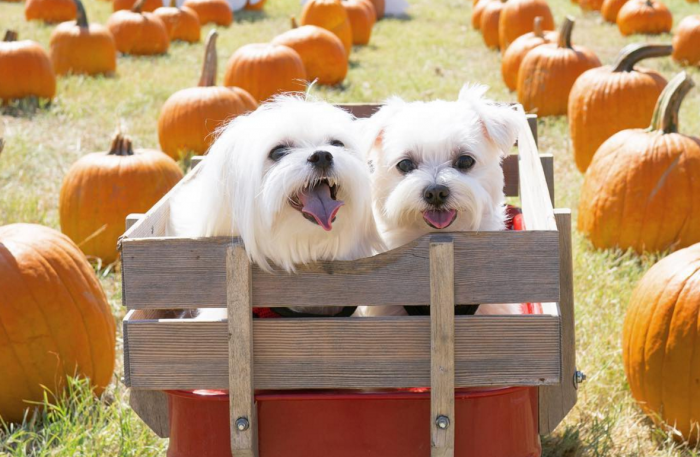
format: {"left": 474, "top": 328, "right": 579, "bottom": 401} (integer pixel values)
{"left": 290, "top": 179, "right": 344, "bottom": 231}
{"left": 423, "top": 209, "right": 457, "bottom": 229}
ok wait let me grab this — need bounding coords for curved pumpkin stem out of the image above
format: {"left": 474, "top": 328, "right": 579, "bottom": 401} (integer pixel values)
{"left": 611, "top": 43, "right": 673, "bottom": 72}
{"left": 74, "top": 0, "right": 89, "bottom": 28}
{"left": 4, "top": 30, "right": 18, "bottom": 42}
{"left": 649, "top": 72, "right": 695, "bottom": 134}
{"left": 291, "top": 16, "right": 299, "bottom": 29}
{"left": 131, "top": 0, "right": 146, "bottom": 13}
{"left": 170, "top": 0, "right": 177, "bottom": 7}
{"left": 557, "top": 16, "right": 574, "bottom": 49}
{"left": 198, "top": 30, "right": 218, "bottom": 87}
{"left": 533, "top": 16, "right": 543, "bottom": 38}
{"left": 109, "top": 132, "right": 135, "bottom": 156}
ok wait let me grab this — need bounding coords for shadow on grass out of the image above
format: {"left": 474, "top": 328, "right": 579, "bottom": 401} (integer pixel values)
{"left": 1, "top": 98, "right": 52, "bottom": 119}
{"left": 235, "top": 10, "right": 268, "bottom": 23}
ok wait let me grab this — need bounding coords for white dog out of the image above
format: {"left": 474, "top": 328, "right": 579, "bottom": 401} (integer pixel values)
{"left": 168, "top": 96, "right": 384, "bottom": 317}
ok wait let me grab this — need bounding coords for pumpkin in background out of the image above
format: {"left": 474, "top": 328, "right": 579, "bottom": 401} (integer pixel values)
{"left": 617, "top": 0, "right": 672, "bottom": 36}
{"left": 272, "top": 25, "right": 348, "bottom": 85}
{"left": 369, "top": 0, "right": 384, "bottom": 18}
{"left": 113, "top": 0, "right": 161, "bottom": 12}
{"left": 579, "top": 0, "right": 603, "bottom": 10}
{"left": 0, "top": 31, "right": 56, "bottom": 101}
{"left": 154, "top": 0, "right": 201, "bottom": 43}
{"left": 498, "top": 0, "right": 554, "bottom": 51}
{"left": 568, "top": 43, "right": 670, "bottom": 172}
{"left": 49, "top": 0, "right": 117, "bottom": 75}
{"left": 158, "top": 31, "right": 258, "bottom": 159}
{"left": 623, "top": 243, "right": 700, "bottom": 445}
{"left": 224, "top": 43, "right": 307, "bottom": 103}
{"left": 501, "top": 17, "right": 556, "bottom": 91}
{"left": 601, "top": 0, "right": 628, "bottom": 23}
{"left": 471, "top": 0, "right": 493, "bottom": 30}
{"left": 183, "top": 0, "right": 233, "bottom": 26}
{"left": 342, "top": 0, "right": 376, "bottom": 45}
{"left": 0, "top": 224, "right": 116, "bottom": 424}
{"left": 25, "top": 0, "right": 76, "bottom": 23}
{"left": 106, "top": 0, "right": 170, "bottom": 55}
{"left": 578, "top": 72, "right": 700, "bottom": 253}
{"left": 300, "top": 0, "right": 352, "bottom": 56}
{"left": 480, "top": 1, "right": 504, "bottom": 50}
{"left": 672, "top": 15, "right": 700, "bottom": 66}
{"left": 517, "top": 16, "right": 601, "bottom": 116}
{"left": 245, "top": 0, "right": 265, "bottom": 10}
{"left": 60, "top": 131, "right": 183, "bottom": 263}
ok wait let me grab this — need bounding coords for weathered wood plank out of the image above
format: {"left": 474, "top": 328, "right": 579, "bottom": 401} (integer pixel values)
{"left": 190, "top": 155, "right": 204, "bottom": 170}
{"left": 128, "top": 390, "right": 170, "bottom": 438}
{"left": 502, "top": 154, "right": 554, "bottom": 204}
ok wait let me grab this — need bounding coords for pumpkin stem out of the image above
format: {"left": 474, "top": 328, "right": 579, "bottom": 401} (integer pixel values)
{"left": 131, "top": 0, "right": 146, "bottom": 13}
{"left": 109, "top": 131, "right": 135, "bottom": 156}
{"left": 3, "top": 30, "right": 18, "bottom": 42}
{"left": 645, "top": 0, "right": 653, "bottom": 6}
{"left": 170, "top": 0, "right": 176, "bottom": 7}
{"left": 533, "top": 16, "right": 543, "bottom": 38}
{"left": 291, "top": 16, "right": 299, "bottom": 29}
{"left": 557, "top": 16, "right": 574, "bottom": 49}
{"left": 649, "top": 72, "right": 695, "bottom": 134}
{"left": 612, "top": 43, "right": 673, "bottom": 72}
{"left": 198, "top": 30, "right": 218, "bottom": 87}
{"left": 74, "top": 0, "right": 89, "bottom": 28}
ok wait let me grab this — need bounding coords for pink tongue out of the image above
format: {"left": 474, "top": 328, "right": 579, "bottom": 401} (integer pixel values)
{"left": 299, "top": 182, "right": 344, "bottom": 231}
{"left": 423, "top": 209, "right": 457, "bottom": 229}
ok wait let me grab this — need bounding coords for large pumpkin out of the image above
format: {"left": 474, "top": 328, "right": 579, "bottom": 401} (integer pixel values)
{"left": 672, "top": 15, "right": 700, "bottom": 67}
{"left": 501, "top": 16, "right": 556, "bottom": 91}
{"left": 59, "top": 132, "right": 183, "bottom": 263}
{"left": 623, "top": 242, "right": 700, "bottom": 445}
{"left": 158, "top": 31, "right": 258, "bottom": 159}
{"left": 342, "top": 0, "right": 376, "bottom": 45}
{"left": 517, "top": 16, "right": 601, "bottom": 116}
{"left": 113, "top": 0, "right": 161, "bottom": 12}
{"left": 0, "top": 31, "right": 56, "bottom": 101}
{"left": 480, "top": 0, "right": 504, "bottom": 49}
{"left": 106, "top": 0, "right": 170, "bottom": 55}
{"left": 49, "top": 0, "right": 117, "bottom": 76}
{"left": 578, "top": 72, "right": 700, "bottom": 253}
{"left": 497, "top": 0, "right": 554, "bottom": 51}
{"left": 272, "top": 25, "right": 348, "bottom": 86}
{"left": 300, "top": 0, "right": 352, "bottom": 55}
{"left": 25, "top": 0, "right": 76, "bottom": 23}
{"left": 368, "top": 0, "right": 384, "bottom": 18}
{"left": 601, "top": 0, "right": 628, "bottom": 23}
{"left": 471, "top": 0, "right": 493, "bottom": 30}
{"left": 617, "top": 0, "right": 672, "bottom": 36}
{"left": 568, "top": 43, "right": 670, "bottom": 172}
{"left": 0, "top": 224, "right": 115, "bottom": 424}
{"left": 223, "top": 43, "right": 306, "bottom": 103}
{"left": 154, "top": 0, "right": 201, "bottom": 43}
{"left": 182, "top": 0, "right": 233, "bottom": 26}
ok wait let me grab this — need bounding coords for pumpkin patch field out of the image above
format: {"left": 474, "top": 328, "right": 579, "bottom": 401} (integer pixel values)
{"left": 1, "top": 0, "right": 700, "bottom": 455}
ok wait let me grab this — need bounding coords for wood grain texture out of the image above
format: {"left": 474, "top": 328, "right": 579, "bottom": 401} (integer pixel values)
{"left": 128, "top": 390, "right": 170, "bottom": 438}
{"left": 502, "top": 154, "right": 554, "bottom": 204}
{"left": 526, "top": 114, "right": 538, "bottom": 146}
{"left": 125, "top": 214, "right": 145, "bottom": 231}
{"left": 430, "top": 241, "right": 455, "bottom": 457}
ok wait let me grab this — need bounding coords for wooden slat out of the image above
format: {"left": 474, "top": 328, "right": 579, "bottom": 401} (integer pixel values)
{"left": 121, "top": 231, "right": 559, "bottom": 310}
{"left": 526, "top": 113, "right": 538, "bottom": 146}
{"left": 190, "top": 155, "right": 204, "bottom": 170}
{"left": 128, "top": 390, "right": 170, "bottom": 438}
{"left": 336, "top": 103, "right": 382, "bottom": 119}
{"left": 123, "top": 315, "right": 561, "bottom": 390}
{"left": 430, "top": 241, "right": 455, "bottom": 457}
{"left": 502, "top": 154, "right": 554, "bottom": 204}
{"left": 125, "top": 214, "right": 145, "bottom": 231}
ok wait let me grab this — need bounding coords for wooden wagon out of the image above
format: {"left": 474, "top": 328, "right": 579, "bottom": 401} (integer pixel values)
{"left": 120, "top": 104, "right": 579, "bottom": 457}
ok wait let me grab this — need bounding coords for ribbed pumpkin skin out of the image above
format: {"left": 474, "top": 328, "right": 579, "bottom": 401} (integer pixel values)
{"left": 471, "top": 0, "right": 492, "bottom": 30}
{"left": 0, "top": 39, "right": 56, "bottom": 101}
{"left": 183, "top": 0, "right": 232, "bottom": 26}
{"left": 498, "top": 0, "right": 554, "bottom": 51}
{"left": 272, "top": 26, "right": 348, "bottom": 86}
{"left": 154, "top": 5, "right": 201, "bottom": 42}
{"left": 224, "top": 44, "right": 307, "bottom": 103}
{"left": 617, "top": 0, "right": 672, "bottom": 36}
{"left": 106, "top": 10, "right": 170, "bottom": 55}
{"left": 342, "top": 0, "right": 376, "bottom": 45}
{"left": 672, "top": 16, "right": 700, "bottom": 66}
{"left": 300, "top": 0, "right": 352, "bottom": 55}
{"left": 623, "top": 243, "right": 700, "bottom": 445}
{"left": 579, "top": 0, "right": 603, "bottom": 10}
{"left": 25, "top": 0, "right": 77, "bottom": 23}
{"left": 49, "top": 23, "right": 117, "bottom": 75}
{"left": 501, "top": 27, "right": 556, "bottom": 91}
{"left": 481, "top": 1, "right": 504, "bottom": 49}
{"left": 369, "top": 0, "right": 384, "bottom": 18}
{"left": 113, "top": 0, "right": 161, "bottom": 11}
{"left": 601, "top": 0, "right": 628, "bottom": 23}
{"left": 0, "top": 224, "right": 115, "bottom": 424}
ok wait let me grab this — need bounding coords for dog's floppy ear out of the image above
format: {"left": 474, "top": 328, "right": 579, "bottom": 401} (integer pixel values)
{"left": 361, "top": 97, "right": 406, "bottom": 165}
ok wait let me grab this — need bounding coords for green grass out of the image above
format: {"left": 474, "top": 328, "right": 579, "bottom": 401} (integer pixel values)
{"left": 1, "top": 0, "right": 700, "bottom": 455}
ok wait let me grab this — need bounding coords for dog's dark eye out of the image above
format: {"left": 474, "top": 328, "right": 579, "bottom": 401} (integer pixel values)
{"left": 330, "top": 139, "right": 345, "bottom": 148}
{"left": 269, "top": 145, "right": 288, "bottom": 161}
{"left": 454, "top": 155, "right": 476, "bottom": 171}
{"left": 397, "top": 158, "right": 417, "bottom": 174}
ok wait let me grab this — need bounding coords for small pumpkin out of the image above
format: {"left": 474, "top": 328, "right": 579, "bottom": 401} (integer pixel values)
{"left": 578, "top": 72, "right": 700, "bottom": 253}
{"left": 481, "top": 0, "right": 505, "bottom": 50}
{"left": 501, "top": 16, "right": 556, "bottom": 91}
{"left": 342, "top": 0, "right": 376, "bottom": 45}
{"left": 497, "top": 0, "right": 554, "bottom": 51}
{"left": 601, "top": 0, "right": 628, "bottom": 23}
{"left": 154, "top": 0, "right": 201, "bottom": 43}
{"left": 106, "top": 0, "right": 170, "bottom": 55}
{"left": 223, "top": 43, "right": 307, "bottom": 103}
{"left": 623, "top": 242, "right": 700, "bottom": 445}
{"left": 25, "top": 0, "right": 76, "bottom": 23}
{"left": 182, "top": 0, "right": 233, "bottom": 26}
{"left": 471, "top": 0, "right": 493, "bottom": 30}
{"left": 113, "top": 0, "right": 161, "bottom": 11}
{"left": 369, "top": 0, "right": 384, "bottom": 18}
{"left": 579, "top": 0, "right": 603, "bottom": 10}
{"left": 568, "top": 43, "right": 670, "bottom": 172}
{"left": 0, "top": 31, "right": 56, "bottom": 101}
{"left": 49, "top": 0, "right": 117, "bottom": 76}
{"left": 517, "top": 16, "right": 601, "bottom": 116}
{"left": 245, "top": 0, "right": 265, "bottom": 10}
{"left": 300, "top": 0, "right": 352, "bottom": 56}
{"left": 0, "top": 224, "right": 116, "bottom": 424}
{"left": 272, "top": 24, "right": 348, "bottom": 86}
{"left": 617, "top": 0, "right": 672, "bottom": 36}
{"left": 672, "top": 15, "right": 700, "bottom": 66}
{"left": 60, "top": 131, "right": 183, "bottom": 263}
{"left": 158, "top": 31, "right": 258, "bottom": 159}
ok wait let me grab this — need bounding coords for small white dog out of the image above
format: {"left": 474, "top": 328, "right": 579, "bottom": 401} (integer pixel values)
{"left": 168, "top": 95, "right": 384, "bottom": 317}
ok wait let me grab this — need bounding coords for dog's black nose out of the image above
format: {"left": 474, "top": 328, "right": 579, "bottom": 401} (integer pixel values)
{"left": 308, "top": 150, "right": 333, "bottom": 170}
{"left": 423, "top": 184, "right": 450, "bottom": 206}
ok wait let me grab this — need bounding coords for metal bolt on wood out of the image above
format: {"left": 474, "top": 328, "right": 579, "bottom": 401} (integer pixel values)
{"left": 235, "top": 417, "right": 250, "bottom": 431}
{"left": 436, "top": 415, "right": 450, "bottom": 430}
{"left": 573, "top": 370, "right": 586, "bottom": 389}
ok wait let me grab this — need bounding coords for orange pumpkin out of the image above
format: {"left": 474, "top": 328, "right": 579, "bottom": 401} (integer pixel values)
{"left": 501, "top": 16, "right": 556, "bottom": 91}
{"left": 517, "top": 17, "right": 601, "bottom": 116}
{"left": 568, "top": 43, "right": 670, "bottom": 172}
{"left": 672, "top": 15, "right": 700, "bottom": 66}
{"left": 623, "top": 242, "right": 700, "bottom": 445}
{"left": 578, "top": 72, "right": 700, "bottom": 253}
{"left": 368, "top": 0, "right": 384, "bottom": 18}
{"left": 617, "top": 0, "right": 672, "bottom": 36}
{"left": 300, "top": 0, "right": 352, "bottom": 55}
{"left": 106, "top": 0, "right": 170, "bottom": 55}
{"left": 498, "top": 0, "right": 554, "bottom": 51}
{"left": 182, "top": 0, "right": 233, "bottom": 26}
{"left": 0, "top": 31, "right": 56, "bottom": 101}
{"left": 480, "top": 1, "right": 504, "bottom": 50}
{"left": 579, "top": 0, "right": 603, "bottom": 10}
{"left": 471, "top": 0, "right": 493, "bottom": 30}
{"left": 245, "top": 0, "right": 266, "bottom": 10}
{"left": 60, "top": 131, "right": 183, "bottom": 263}
{"left": 601, "top": 0, "right": 628, "bottom": 23}
{"left": 49, "top": 0, "right": 117, "bottom": 76}
{"left": 25, "top": 0, "right": 76, "bottom": 23}
{"left": 272, "top": 25, "right": 348, "bottom": 86}
{"left": 224, "top": 43, "right": 307, "bottom": 103}
{"left": 113, "top": 0, "right": 161, "bottom": 11}
{"left": 158, "top": 31, "right": 258, "bottom": 159}
{"left": 0, "top": 224, "right": 116, "bottom": 424}
{"left": 154, "top": 0, "right": 201, "bottom": 43}
{"left": 342, "top": 0, "right": 376, "bottom": 45}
